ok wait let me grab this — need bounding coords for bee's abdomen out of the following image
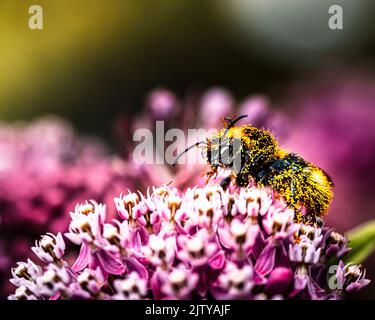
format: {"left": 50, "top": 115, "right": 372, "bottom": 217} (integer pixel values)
{"left": 258, "top": 153, "right": 334, "bottom": 218}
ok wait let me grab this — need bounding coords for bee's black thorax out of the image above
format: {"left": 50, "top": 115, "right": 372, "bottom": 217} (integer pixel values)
{"left": 254, "top": 153, "right": 308, "bottom": 184}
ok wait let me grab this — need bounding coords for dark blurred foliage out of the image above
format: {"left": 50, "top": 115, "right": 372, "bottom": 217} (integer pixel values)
{"left": 2, "top": 0, "right": 374, "bottom": 143}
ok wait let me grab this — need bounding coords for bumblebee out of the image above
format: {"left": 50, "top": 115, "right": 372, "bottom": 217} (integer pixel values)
{"left": 173, "top": 115, "right": 334, "bottom": 224}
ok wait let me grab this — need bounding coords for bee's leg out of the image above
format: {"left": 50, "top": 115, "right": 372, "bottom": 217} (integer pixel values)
{"left": 220, "top": 175, "right": 232, "bottom": 190}
{"left": 314, "top": 216, "right": 324, "bottom": 227}
{"left": 291, "top": 206, "right": 304, "bottom": 223}
{"left": 302, "top": 213, "right": 323, "bottom": 227}
{"left": 289, "top": 181, "right": 304, "bottom": 223}
{"left": 234, "top": 153, "right": 251, "bottom": 187}
{"left": 300, "top": 213, "right": 310, "bottom": 225}
{"left": 235, "top": 173, "right": 250, "bottom": 187}
{"left": 235, "top": 165, "right": 248, "bottom": 187}
{"left": 206, "top": 165, "right": 218, "bottom": 185}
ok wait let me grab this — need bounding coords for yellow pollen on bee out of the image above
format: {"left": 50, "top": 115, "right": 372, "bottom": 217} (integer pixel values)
{"left": 228, "top": 127, "right": 244, "bottom": 139}
{"left": 204, "top": 121, "right": 334, "bottom": 222}
{"left": 310, "top": 170, "right": 324, "bottom": 184}
{"left": 275, "top": 149, "right": 289, "bottom": 159}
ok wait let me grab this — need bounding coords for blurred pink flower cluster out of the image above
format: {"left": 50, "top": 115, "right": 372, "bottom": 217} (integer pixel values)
{"left": 0, "top": 117, "right": 130, "bottom": 295}
{"left": 9, "top": 185, "right": 369, "bottom": 300}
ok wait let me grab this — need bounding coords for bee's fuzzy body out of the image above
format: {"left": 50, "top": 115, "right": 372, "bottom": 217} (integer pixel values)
{"left": 205, "top": 124, "right": 334, "bottom": 222}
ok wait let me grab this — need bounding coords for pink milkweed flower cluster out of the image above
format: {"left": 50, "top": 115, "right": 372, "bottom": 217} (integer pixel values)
{"left": 0, "top": 116, "right": 131, "bottom": 296}
{"left": 8, "top": 184, "right": 369, "bottom": 300}
{"left": 0, "top": 88, "right": 285, "bottom": 298}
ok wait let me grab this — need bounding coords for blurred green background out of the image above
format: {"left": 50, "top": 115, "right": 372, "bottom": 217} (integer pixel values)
{"left": 2, "top": 0, "right": 375, "bottom": 140}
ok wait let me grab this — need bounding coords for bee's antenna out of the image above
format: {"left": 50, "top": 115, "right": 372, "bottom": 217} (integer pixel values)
{"left": 172, "top": 141, "right": 207, "bottom": 166}
{"left": 223, "top": 114, "right": 248, "bottom": 136}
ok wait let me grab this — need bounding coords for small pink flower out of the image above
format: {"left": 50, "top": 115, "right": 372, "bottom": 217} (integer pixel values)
{"left": 336, "top": 261, "right": 371, "bottom": 293}
{"left": 114, "top": 192, "right": 139, "bottom": 221}
{"left": 132, "top": 195, "right": 161, "bottom": 234}
{"left": 323, "top": 231, "right": 351, "bottom": 258}
{"left": 8, "top": 286, "right": 38, "bottom": 300}
{"left": 65, "top": 201, "right": 104, "bottom": 245}
{"left": 177, "top": 229, "right": 217, "bottom": 267}
{"left": 113, "top": 272, "right": 147, "bottom": 300}
{"left": 296, "top": 224, "right": 323, "bottom": 247}
{"left": 36, "top": 264, "right": 71, "bottom": 296}
{"left": 67, "top": 213, "right": 125, "bottom": 275}
{"left": 289, "top": 239, "right": 321, "bottom": 265}
{"left": 263, "top": 207, "right": 296, "bottom": 241}
{"left": 189, "top": 195, "right": 222, "bottom": 230}
{"left": 32, "top": 233, "right": 65, "bottom": 263}
{"left": 72, "top": 267, "right": 106, "bottom": 299}
{"left": 10, "top": 259, "right": 42, "bottom": 289}
{"left": 143, "top": 235, "right": 175, "bottom": 268}
{"left": 214, "top": 262, "right": 253, "bottom": 299}
{"left": 160, "top": 264, "right": 199, "bottom": 299}
{"left": 236, "top": 188, "right": 273, "bottom": 219}
{"left": 218, "top": 219, "right": 258, "bottom": 260}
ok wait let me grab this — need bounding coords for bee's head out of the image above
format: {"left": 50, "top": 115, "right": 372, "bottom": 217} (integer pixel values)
{"left": 173, "top": 115, "right": 248, "bottom": 167}
{"left": 205, "top": 136, "right": 246, "bottom": 174}
{"left": 205, "top": 116, "right": 249, "bottom": 168}
{"left": 204, "top": 138, "right": 219, "bottom": 166}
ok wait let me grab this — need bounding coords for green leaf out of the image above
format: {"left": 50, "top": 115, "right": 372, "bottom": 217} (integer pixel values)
{"left": 344, "top": 219, "right": 375, "bottom": 265}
